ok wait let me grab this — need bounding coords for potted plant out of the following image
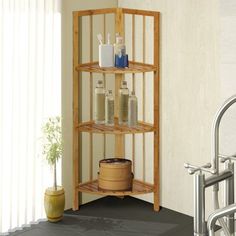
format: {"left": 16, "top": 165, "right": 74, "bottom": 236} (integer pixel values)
{"left": 42, "top": 116, "right": 65, "bottom": 222}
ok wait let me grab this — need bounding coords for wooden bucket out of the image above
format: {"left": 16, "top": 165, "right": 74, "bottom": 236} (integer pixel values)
{"left": 98, "top": 158, "right": 133, "bottom": 191}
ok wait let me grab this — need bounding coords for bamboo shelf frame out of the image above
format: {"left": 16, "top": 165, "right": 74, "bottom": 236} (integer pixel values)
{"left": 73, "top": 8, "right": 160, "bottom": 212}
{"left": 77, "top": 179, "right": 154, "bottom": 196}
{"left": 76, "top": 61, "right": 157, "bottom": 74}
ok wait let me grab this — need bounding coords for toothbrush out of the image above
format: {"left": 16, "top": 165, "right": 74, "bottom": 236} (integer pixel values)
{"left": 107, "top": 33, "right": 110, "bottom": 44}
{"left": 97, "top": 34, "right": 103, "bottom": 44}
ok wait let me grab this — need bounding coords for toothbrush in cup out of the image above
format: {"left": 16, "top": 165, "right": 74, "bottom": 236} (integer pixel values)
{"left": 98, "top": 32, "right": 114, "bottom": 67}
{"left": 107, "top": 33, "right": 111, "bottom": 44}
{"left": 97, "top": 33, "right": 103, "bottom": 45}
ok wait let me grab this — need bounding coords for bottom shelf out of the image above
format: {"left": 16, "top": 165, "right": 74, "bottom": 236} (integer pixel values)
{"left": 77, "top": 179, "right": 154, "bottom": 196}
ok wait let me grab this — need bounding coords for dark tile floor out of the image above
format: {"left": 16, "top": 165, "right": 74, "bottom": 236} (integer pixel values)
{"left": 10, "top": 196, "right": 194, "bottom": 236}
{"left": 66, "top": 196, "right": 194, "bottom": 235}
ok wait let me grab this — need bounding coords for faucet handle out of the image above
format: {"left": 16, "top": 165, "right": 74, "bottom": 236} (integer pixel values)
{"left": 219, "top": 154, "right": 236, "bottom": 163}
{"left": 184, "top": 163, "right": 216, "bottom": 175}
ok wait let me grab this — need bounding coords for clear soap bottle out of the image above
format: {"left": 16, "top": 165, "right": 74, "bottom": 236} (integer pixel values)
{"left": 128, "top": 91, "right": 138, "bottom": 127}
{"left": 105, "top": 90, "right": 114, "bottom": 125}
{"left": 114, "top": 34, "right": 128, "bottom": 68}
{"left": 118, "top": 81, "right": 129, "bottom": 124}
{"left": 95, "top": 80, "right": 105, "bottom": 124}
{"left": 114, "top": 34, "right": 126, "bottom": 58}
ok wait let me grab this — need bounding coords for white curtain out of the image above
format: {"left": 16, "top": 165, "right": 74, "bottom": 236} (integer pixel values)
{"left": 0, "top": 0, "right": 61, "bottom": 234}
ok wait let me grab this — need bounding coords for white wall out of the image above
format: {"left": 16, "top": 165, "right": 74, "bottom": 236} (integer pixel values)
{"left": 61, "top": 0, "right": 117, "bottom": 210}
{"left": 119, "top": 0, "right": 221, "bottom": 216}
{"left": 219, "top": 1, "right": 236, "bottom": 156}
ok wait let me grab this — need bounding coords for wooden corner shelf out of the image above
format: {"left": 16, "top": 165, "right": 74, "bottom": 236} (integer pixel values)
{"left": 76, "top": 61, "right": 157, "bottom": 74}
{"left": 73, "top": 8, "right": 160, "bottom": 212}
{"left": 77, "top": 179, "right": 154, "bottom": 196}
{"left": 77, "top": 120, "right": 155, "bottom": 134}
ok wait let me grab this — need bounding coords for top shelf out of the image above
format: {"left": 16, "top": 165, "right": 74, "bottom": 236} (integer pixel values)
{"left": 76, "top": 61, "right": 157, "bottom": 74}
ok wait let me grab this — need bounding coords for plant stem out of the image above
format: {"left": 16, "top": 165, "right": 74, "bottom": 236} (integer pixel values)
{"left": 54, "top": 162, "right": 57, "bottom": 191}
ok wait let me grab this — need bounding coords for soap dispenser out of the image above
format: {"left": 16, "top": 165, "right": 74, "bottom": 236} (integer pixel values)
{"left": 114, "top": 33, "right": 128, "bottom": 68}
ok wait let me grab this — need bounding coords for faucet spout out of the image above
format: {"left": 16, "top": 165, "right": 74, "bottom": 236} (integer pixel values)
{"left": 211, "top": 95, "right": 236, "bottom": 174}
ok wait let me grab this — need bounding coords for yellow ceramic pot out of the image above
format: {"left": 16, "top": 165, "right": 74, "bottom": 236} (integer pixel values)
{"left": 44, "top": 186, "right": 65, "bottom": 222}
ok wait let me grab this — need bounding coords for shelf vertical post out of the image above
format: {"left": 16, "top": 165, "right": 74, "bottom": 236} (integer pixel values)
{"left": 142, "top": 15, "right": 146, "bottom": 182}
{"left": 103, "top": 14, "right": 106, "bottom": 159}
{"left": 115, "top": 8, "right": 125, "bottom": 158}
{"left": 73, "top": 12, "right": 80, "bottom": 211}
{"left": 89, "top": 15, "right": 94, "bottom": 181}
{"left": 132, "top": 14, "right": 136, "bottom": 176}
{"left": 153, "top": 12, "right": 160, "bottom": 212}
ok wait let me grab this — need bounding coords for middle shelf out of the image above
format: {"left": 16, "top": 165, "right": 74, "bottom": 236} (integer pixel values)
{"left": 77, "top": 119, "right": 155, "bottom": 134}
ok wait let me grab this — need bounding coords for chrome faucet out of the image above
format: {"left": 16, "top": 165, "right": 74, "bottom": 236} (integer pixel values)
{"left": 184, "top": 95, "right": 236, "bottom": 236}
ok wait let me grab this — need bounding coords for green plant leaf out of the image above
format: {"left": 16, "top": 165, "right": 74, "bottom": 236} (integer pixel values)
{"left": 41, "top": 116, "right": 63, "bottom": 166}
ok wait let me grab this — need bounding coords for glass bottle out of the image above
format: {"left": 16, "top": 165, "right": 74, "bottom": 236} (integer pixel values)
{"left": 114, "top": 34, "right": 126, "bottom": 58}
{"left": 94, "top": 80, "right": 105, "bottom": 124}
{"left": 118, "top": 81, "right": 129, "bottom": 124}
{"left": 128, "top": 91, "right": 138, "bottom": 127}
{"left": 105, "top": 90, "right": 114, "bottom": 125}
{"left": 114, "top": 34, "right": 127, "bottom": 68}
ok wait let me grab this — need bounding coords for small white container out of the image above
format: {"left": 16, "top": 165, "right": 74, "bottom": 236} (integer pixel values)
{"left": 99, "top": 44, "right": 114, "bottom": 67}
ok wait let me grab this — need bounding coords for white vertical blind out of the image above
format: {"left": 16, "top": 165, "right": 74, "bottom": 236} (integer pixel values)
{"left": 0, "top": 0, "right": 61, "bottom": 234}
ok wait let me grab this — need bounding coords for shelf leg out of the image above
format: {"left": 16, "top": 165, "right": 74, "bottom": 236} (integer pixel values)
{"left": 115, "top": 8, "right": 125, "bottom": 159}
{"left": 73, "top": 12, "right": 80, "bottom": 212}
{"left": 153, "top": 12, "right": 160, "bottom": 212}
{"left": 73, "top": 189, "right": 79, "bottom": 211}
{"left": 153, "top": 130, "right": 160, "bottom": 212}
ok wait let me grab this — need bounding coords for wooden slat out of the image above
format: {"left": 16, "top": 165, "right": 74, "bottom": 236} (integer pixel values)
{"left": 77, "top": 119, "right": 155, "bottom": 134}
{"left": 115, "top": 8, "right": 125, "bottom": 158}
{"left": 123, "top": 8, "right": 159, "bottom": 17}
{"left": 134, "top": 179, "right": 154, "bottom": 188}
{"left": 77, "top": 179, "right": 154, "bottom": 196}
{"left": 132, "top": 14, "right": 136, "bottom": 89}
{"left": 76, "top": 120, "right": 154, "bottom": 130}
{"left": 143, "top": 15, "right": 146, "bottom": 182}
{"left": 153, "top": 12, "right": 160, "bottom": 212}
{"left": 74, "top": 8, "right": 159, "bottom": 17}
{"left": 74, "top": 8, "right": 116, "bottom": 16}
{"left": 89, "top": 15, "right": 93, "bottom": 181}
{"left": 103, "top": 14, "right": 106, "bottom": 159}
{"left": 116, "top": 8, "right": 124, "bottom": 37}
{"left": 132, "top": 14, "right": 136, "bottom": 176}
{"left": 103, "top": 14, "right": 106, "bottom": 40}
{"left": 76, "top": 61, "right": 157, "bottom": 74}
{"left": 123, "top": 12, "right": 126, "bottom": 43}
{"left": 73, "top": 12, "right": 80, "bottom": 211}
